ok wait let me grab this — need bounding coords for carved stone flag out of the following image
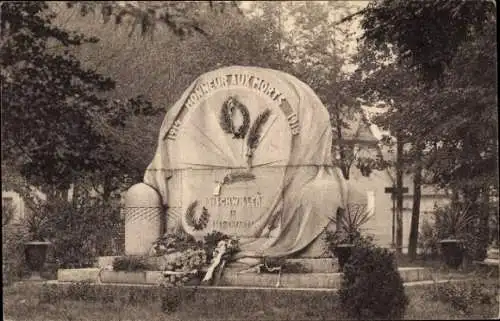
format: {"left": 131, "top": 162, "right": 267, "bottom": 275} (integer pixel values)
{"left": 144, "top": 66, "right": 353, "bottom": 258}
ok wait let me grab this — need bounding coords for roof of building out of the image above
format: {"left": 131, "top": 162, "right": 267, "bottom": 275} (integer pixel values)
{"left": 332, "top": 110, "right": 380, "bottom": 145}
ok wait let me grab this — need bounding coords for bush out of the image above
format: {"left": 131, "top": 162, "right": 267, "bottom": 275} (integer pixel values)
{"left": 2, "top": 202, "right": 30, "bottom": 285}
{"left": 339, "top": 243, "right": 408, "bottom": 320}
{"left": 427, "top": 279, "right": 498, "bottom": 314}
{"left": 2, "top": 223, "right": 30, "bottom": 285}
{"left": 44, "top": 197, "right": 123, "bottom": 268}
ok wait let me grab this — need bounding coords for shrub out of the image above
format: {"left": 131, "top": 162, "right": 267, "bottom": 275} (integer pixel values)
{"left": 427, "top": 279, "right": 498, "bottom": 314}
{"left": 339, "top": 243, "right": 408, "bottom": 320}
{"left": 112, "top": 256, "right": 153, "bottom": 272}
{"left": 2, "top": 202, "right": 30, "bottom": 285}
{"left": 44, "top": 197, "right": 123, "bottom": 268}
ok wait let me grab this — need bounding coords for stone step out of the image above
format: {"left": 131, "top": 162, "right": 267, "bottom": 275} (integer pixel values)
{"left": 218, "top": 267, "right": 431, "bottom": 288}
{"left": 226, "top": 258, "right": 338, "bottom": 273}
{"left": 97, "top": 256, "right": 339, "bottom": 273}
{"left": 57, "top": 267, "right": 432, "bottom": 289}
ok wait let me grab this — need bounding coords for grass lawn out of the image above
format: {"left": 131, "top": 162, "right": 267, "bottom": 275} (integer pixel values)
{"left": 3, "top": 278, "right": 498, "bottom": 320}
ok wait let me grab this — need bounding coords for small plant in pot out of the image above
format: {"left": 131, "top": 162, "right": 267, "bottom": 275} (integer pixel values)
{"left": 434, "top": 202, "right": 475, "bottom": 269}
{"left": 22, "top": 204, "right": 51, "bottom": 281}
{"left": 325, "top": 204, "right": 373, "bottom": 271}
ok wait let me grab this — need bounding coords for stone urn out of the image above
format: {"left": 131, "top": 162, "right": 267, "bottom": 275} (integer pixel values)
{"left": 439, "top": 239, "right": 464, "bottom": 269}
{"left": 24, "top": 241, "right": 51, "bottom": 280}
{"left": 334, "top": 243, "right": 354, "bottom": 272}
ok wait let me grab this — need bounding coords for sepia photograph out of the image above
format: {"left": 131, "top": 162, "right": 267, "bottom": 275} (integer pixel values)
{"left": 2, "top": 1, "right": 498, "bottom": 320}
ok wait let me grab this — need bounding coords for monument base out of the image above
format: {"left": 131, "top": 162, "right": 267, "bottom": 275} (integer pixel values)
{"left": 56, "top": 256, "right": 432, "bottom": 289}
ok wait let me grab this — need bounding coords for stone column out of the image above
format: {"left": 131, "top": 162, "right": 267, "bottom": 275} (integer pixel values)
{"left": 124, "top": 183, "right": 163, "bottom": 256}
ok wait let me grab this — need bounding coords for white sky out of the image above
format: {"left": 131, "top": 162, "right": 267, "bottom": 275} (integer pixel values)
{"left": 240, "top": 1, "right": 369, "bottom": 71}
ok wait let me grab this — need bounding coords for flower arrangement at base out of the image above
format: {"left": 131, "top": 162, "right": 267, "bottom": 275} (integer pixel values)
{"left": 150, "top": 230, "right": 201, "bottom": 257}
{"left": 202, "top": 237, "right": 239, "bottom": 284}
{"left": 160, "top": 248, "right": 207, "bottom": 287}
{"left": 150, "top": 230, "right": 239, "bottom": 288}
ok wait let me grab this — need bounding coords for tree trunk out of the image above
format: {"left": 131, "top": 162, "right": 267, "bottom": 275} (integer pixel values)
{"left": 396, "top": 133, "right": 404, "bottom": 254}
{"left": 334, "top": 107, "right": 350, "bottom": 180}
{"left": 408, "top": 149, "right": 423, "bottom": 261}
{"left": 102, "top": 174, "right": 113, "bottom": 203}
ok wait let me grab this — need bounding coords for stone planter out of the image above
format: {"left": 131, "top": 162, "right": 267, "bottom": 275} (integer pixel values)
{"left": 333, "top": 243, "right": 354, "bottom": 271}
{"left": 24, "top": 241, "right": 51, "bottom": 281}
{"left": 439, "top": 239, "right": 464, "bottom": 269}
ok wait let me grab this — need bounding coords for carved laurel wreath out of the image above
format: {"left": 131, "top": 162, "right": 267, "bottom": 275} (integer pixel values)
{"left": 185, "top": 200, "right": 210, "bottom": 231}
{"left": 246, "top": 108, "right": 271, "bottom": 159}
{"left": 219, "top": 96, "right": 250, "bottom": 139}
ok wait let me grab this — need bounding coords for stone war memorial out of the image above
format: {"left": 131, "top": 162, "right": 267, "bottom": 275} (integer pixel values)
{"left": 125, "top": 65, "right": 365, "bottom": 261}
{"left": 57, "top": 66, "right": 434, "bottom": 289}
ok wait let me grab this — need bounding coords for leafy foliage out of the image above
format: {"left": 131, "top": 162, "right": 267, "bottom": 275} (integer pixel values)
{"left": 340, "top": 243, "right": 408, "bottom": 320}
{"left": 427, "top": 203, "right": 488, "bottom": 261}
{"left": 66, "top": 1, "right": 242, "bottom": 39}
{"left": 20, "top": 206, "right": 51, "bottom": 241}
{"left": 326, "top": 204, "right": 373, "bottom": 246}
{"left": 358, "top": 0, "right": 497, "bottom": 192}
{"left": 42, "top": 196, "right": 123, "bottom": 269}
{"left": 1, "top": 2, "right": 164, "bottom": 199}
{"left": 1, "top": 2, "right": 113, "bottom": 190}
{"left": 357, "top": 0, "right": 497, "bottom": 259}
{"left": 361, "top": 0, "right": 496, "bottom": 82}
{"left": 433, "top": 203, "right": 474, "bottom": 240}
{"left": 2, "top": 221, "right": 30, "bottom": 285}
{"left": 427, "top": 279, "right": 498, "bottom": 314}
{"left": 269, "top": 1, "right": 378, "bottom": 180}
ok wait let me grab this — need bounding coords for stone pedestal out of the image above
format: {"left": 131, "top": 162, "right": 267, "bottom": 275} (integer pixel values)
{"left": 124, "top": 183, "right": 163, "bottom": 256}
